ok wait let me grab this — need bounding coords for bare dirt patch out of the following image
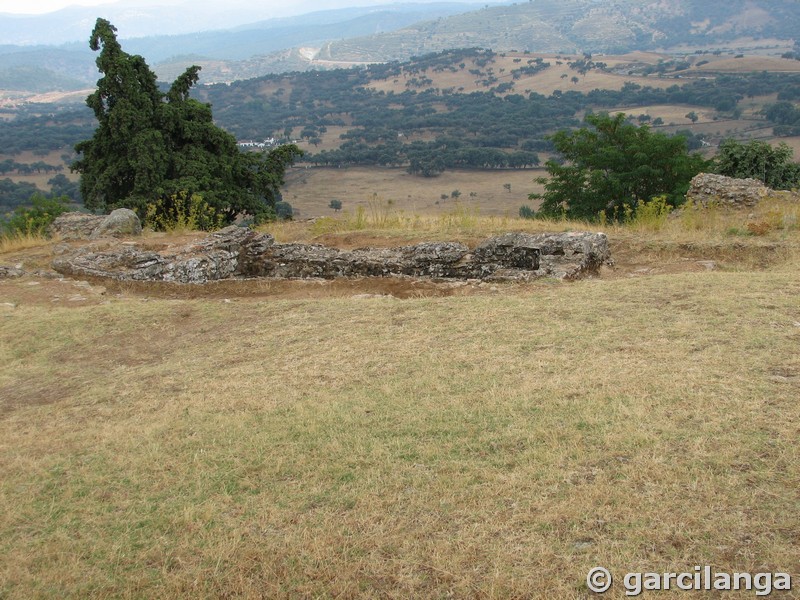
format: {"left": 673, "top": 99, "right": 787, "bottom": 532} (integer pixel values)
{"left": 0, "top": 276, "right": 110, "bottom": 308}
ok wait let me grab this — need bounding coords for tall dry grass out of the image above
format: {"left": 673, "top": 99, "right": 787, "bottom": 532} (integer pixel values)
{"left": 263, "top": 193, "right": 800, "bottom": 250}
{"left": 0, "top": 231, "right": 50, "bottom": 254}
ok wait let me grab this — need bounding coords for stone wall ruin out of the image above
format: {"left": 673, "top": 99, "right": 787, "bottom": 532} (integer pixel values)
{"left": 52, "top": 226, "right": 610, "bottom": 284}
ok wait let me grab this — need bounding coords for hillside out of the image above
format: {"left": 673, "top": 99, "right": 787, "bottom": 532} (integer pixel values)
{"left": 196, "top": 48, "right": 800, "bottom": 157}
{"left": 324, "top": 0, "right": 800, "bottom": 62}
{"left": 2, "top": 0, "right": 798, "bottom": 92}
{"left": 3, "top": 45, "right": 800, "bottom": 220}
{"left": 0, "top": 3, "right": 490, "bottom": 93}
{"left": 159, "top": 0, "right": 800, "bottom": 81}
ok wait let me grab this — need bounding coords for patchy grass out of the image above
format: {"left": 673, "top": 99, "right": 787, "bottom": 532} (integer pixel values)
{"left": 1, "top": 268, "right": 799, "bottom": 598}
{"left": 2, "top": 197, "right": 800, "bottom": 597}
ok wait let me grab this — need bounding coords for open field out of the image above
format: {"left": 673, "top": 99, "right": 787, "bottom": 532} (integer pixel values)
{"left": 696, "top": 56, "right": 800, "bottom": 73}
{"left": 2, "top": 201, "right": 800, "bottom": 597}
{"left": 364, "top": 51, "right": 684, "bottom": 98}
{"left": 0, "top": 150, "right": 78, "bottom": 191}
{"left": 282, "top": 166, "right": 547, "bottom": 219}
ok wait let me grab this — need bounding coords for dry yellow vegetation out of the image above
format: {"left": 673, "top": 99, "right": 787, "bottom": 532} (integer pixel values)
{"left": 282, "top": 166, "right": 547, "bottom": 219}
{"left": 1, "top": 200, "right": 799, "bottom": 597}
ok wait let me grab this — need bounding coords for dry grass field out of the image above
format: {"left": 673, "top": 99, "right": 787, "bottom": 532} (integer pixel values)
{"left": 696, "top": 56, "right": 800, "bottom": 73}
{"left": 1, "top": 198, "right": 800, "bottom": 598}
{"left": 282, "top": 166, "right": 547, "bottom": 219}
{"left": 0, "top": 151, "right": 78, "bottom": 191}
{"left": 364, "top": 51, "right": 686, "bottom": 98}
{"left": 364, "top": 50, "right": 800, "bottom": 100}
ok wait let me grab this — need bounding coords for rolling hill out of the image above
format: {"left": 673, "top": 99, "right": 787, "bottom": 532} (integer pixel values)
{"left": 0, "top": 3, "right": 491, "bottom": 92}
{"left": 156, "top": 0, "right": 800, "bottom": 83}
{"left": 2, "top": 0, "right": 798, "bottom": 92}
{"left": 322, "top": 0, "right": 800, "bottom": 62}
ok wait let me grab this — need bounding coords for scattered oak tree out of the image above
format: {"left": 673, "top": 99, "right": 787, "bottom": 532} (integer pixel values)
{"left": 530, "top": 113, "right": 707, "bottom": 221}
{"left": 713, "top": 139, "right": 800, "bottom": 190}
{"left": 72, "top": 19, "right": 302, "bottom": 228}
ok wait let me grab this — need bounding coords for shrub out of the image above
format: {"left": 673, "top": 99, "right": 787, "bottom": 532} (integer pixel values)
{"left": 3, "top": 193, "right": 72, "bottom": 236}
{"left": 275, "top": 201, "right": 294, "bottom": 220}
{"left": 629, "top": 195, "right": 672, "bottom": 231}
{"left": 144, "top": 191, "right": 225, "bottom": 232}
{"left": 713, "top": 139, "right": 800, "bottom": 190}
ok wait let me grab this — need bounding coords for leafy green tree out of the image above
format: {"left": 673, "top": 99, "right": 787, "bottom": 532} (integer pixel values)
{"left": 407, "top": 155, "right": 445, "bottom": 177}
{"left": 328, "top": 199, "right": 342, "bottom": 211}
{"left": 0, "top": 179, "right": 40, "bottom": 213}
{"left": 713, "top": 139, "right": 800, "bottom": 190}
{"left": 48, "top": 174, "right": 81, "bottom": 202}
{"left": 72, "top": 18, "right": 301, "bottom": 227}
{"left": 530, "top": 113, "right": 707, "bottom": 220}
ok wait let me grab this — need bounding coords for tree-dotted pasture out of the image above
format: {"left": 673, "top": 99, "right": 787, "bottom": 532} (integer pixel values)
{"left": 281, "top": 166, "right": 548, "bottom": 219}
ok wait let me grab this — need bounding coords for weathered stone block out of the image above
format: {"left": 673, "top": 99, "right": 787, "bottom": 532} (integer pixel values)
{"left": 686, "top": 173, "right": 769, "bottom": 208}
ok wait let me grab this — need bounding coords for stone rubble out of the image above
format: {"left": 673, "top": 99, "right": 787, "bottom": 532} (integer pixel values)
{"left": 51, "top": 226, "right": 611, "bottom": 284}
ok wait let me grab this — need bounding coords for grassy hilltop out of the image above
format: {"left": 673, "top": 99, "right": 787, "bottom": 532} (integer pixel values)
{"left": 1, "top": 200, "right": 800, "bottom": 597}
{"left": 1, "top": 3, "right": 800, "bottom": 594}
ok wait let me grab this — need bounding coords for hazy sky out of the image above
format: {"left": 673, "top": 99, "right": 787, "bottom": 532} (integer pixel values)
{"left": 0, "top": 0, "right": 453, "bottom": 15}
{"left": 2, "top": 1, "right": 106, "bottom": 13}
{"left": 0, "top": 0, "right": 332, "bottom": 15}
{"left": 0, "top": 0, "right": 152, "bottom": 14}
{"left": 0, "top": 0, "right": 497, "bottom": 43}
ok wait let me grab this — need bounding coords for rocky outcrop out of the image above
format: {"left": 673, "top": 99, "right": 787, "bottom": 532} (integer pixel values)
{"left": 49, "top": 213, "right": 106, "bottom": 240}
{"left": 90, "top": 209, "right": 142, "bottom": 239}
{"left": 685, "top": 173, "right": 769, "bottom": 208}
{"left": 50, "top": 209, "right": 142, "bottom": 240}
{"left": 52, "top": 226, "right": 610, "bottom": 284}
{"left": 478, "top": 232, "right": 611, "bottom": 280}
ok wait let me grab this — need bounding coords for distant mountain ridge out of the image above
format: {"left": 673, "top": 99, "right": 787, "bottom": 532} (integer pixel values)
{"left": 0, "top": 3, "right": 486, "bottom": 92}
{"left": 157, "top": 0, "right": 800, "bottom": 84}
{"left": 323, "top": 0, "right": 800, "bottom": 61}
{"left": 1, "top": 0, "right": 797, "bottom": 93}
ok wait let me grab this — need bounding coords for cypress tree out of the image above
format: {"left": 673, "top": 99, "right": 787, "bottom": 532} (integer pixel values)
{"left": 73, "top": 18, "right": 301, "bottom": 226}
